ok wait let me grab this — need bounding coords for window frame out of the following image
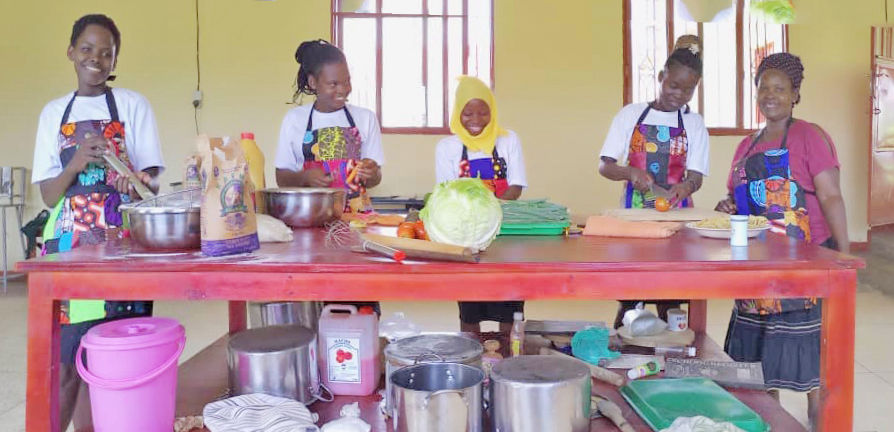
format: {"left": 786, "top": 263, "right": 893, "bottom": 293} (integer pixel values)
{"left": 331, "top": 0, "right": 495, "bottom": 135}
{"left": 622, "top": 0, "right": 789, "bottom": 136}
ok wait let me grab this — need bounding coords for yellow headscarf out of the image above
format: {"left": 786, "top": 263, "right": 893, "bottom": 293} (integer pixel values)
{"left": 449, "top": 75, "right": 506, "bottom": 154}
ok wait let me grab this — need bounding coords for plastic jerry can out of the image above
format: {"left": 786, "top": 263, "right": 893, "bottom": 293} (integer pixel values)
{"left": 318, "top": 304, "right": 380, "bottom": 396}
{"left": 239, "top": 132, "right": 266, "bottom": 213}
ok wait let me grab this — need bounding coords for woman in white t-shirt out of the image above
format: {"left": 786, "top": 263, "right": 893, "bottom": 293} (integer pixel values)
{"left": 598, "top": 36, "right": 709, "bottom": 328}
{"left": 274, "top": 39, "right": 384, "bottom": 214}
{"left": 435, "top": 75, "right": 527, "bottom": 340}
{"left": 31, "top": 14, "right": 165, "bottom": 430}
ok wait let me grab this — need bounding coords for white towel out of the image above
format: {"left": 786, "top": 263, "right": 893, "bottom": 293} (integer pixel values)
{"left": 203, "top": 393, "right": 319, "bottom": 432}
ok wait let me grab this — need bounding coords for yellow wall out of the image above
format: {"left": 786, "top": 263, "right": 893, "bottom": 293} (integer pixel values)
{"left": 0, "top": 0, "right": 881, "bottom": 269}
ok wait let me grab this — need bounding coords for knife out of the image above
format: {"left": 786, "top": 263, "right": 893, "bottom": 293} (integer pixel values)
{"left": 650, "top": 184, "right": 673, "bottom": 199}
{"left": 103, "top": 152, "right": 156, "bottom": 200}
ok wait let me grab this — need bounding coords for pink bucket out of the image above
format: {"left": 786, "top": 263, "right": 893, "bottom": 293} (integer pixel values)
{"left": 76, "top": 317, "right": 185, "bottom": 432}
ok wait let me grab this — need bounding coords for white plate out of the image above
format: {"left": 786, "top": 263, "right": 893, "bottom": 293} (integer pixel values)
{"left": 685, "top": 222, "right": 770, "bottom": 239}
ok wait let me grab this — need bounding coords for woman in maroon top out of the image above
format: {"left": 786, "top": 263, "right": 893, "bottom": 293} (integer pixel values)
{"left": 715, "top": 52, "right": 849, "bottom": 429}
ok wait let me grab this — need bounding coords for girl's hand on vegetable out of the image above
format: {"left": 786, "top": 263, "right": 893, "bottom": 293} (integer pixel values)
{"left": 69, "top": 132, "right": 107, "bottom": 173}
{"left": 356, "top": 158, "right": 379, "bottom": 183}
{"left": 715, "top": 197, "right": 737, "bottom": 214}
{"left": 627, "top": 167, "right": 654, "bottom": 192}
{"left": 305, "top": 168, "right": 332, "bottom": 187}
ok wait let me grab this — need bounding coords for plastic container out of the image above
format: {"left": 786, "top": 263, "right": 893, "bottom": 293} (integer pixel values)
{"left": 379, "top": 311, "right": 421, "bottom": 342}
{"left": 628, "top": 360, "right": 661, "bottom": 380}
{"left": 240, "top": 132, "right": 266, "bottom": 213}
{"left": 318, "top": 304, "right": 380, "bottom": 396}
{"left": 730, "top": 215, "right": 749, "bottom": 247}
{"left": 509, "top": 312, "right": 525, "bottom": 357}
{"left": 481, "top": 339, "right": 503, "bottom": 381}
{"left": 75, "top": 317, "right": 186, "bottom": 432}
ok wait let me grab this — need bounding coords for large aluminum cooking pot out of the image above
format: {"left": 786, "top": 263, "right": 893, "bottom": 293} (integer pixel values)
{"left": 120, "top": 188, "right": 201, "bottom": 250}
{"left": 490, "top": 355, "right": 591, "bottom": 432}
{"left": 247, "top": 301, "right": 322, "bottom": 332}
{"left": 261, "top": 187, "right": 345, "bottom": 227}
{"left": 228, "top": 325, "right": 320, "bottom": 405}
{"left": 384, "top": 334, "right": 483, "bottom": 415}
{"left": 391, "top": 362, "right": 484, "bottom": 432}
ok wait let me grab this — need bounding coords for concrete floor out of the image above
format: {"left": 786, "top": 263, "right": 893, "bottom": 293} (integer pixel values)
{"left": 0, "top": 239, "right": 891, "bottom": 431}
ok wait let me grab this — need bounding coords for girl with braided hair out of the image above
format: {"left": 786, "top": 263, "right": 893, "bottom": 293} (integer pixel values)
{"left": 717, "top": 52, "right": 848, "bottom": 428}
{"left": 600, "top": 35, "right": 710, "bottom": 328}
{"left": 274, "top": 39, "right": 384, "bottom": 213}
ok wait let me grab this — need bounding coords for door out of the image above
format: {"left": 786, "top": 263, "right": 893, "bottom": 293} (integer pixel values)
{"left": 869, "top": 57, "right": 894, "bottom": 226}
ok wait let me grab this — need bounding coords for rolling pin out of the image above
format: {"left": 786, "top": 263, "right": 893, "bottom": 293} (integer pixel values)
{"left": 361, "top": 233, "right": 480, "bottom": 263}
{"left": 539, "top": 347, "right": 626, "bottom": 387}
{"left": 592, "top": 394, "right": 635, "bottom": 432}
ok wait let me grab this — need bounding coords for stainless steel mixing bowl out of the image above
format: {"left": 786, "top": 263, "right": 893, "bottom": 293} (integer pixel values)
{"left": 120, "top": 188, "right": 201, "bottom": 250}
{"left": 261, "top": 187, "right": 346, "bottom": 227}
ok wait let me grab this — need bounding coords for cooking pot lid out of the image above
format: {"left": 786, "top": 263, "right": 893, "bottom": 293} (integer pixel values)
{"left": 385, "top": 334, "right": 482, "bottom": 363}
{"left": 491, "top": 355, "right": 589, "bottom": 384}
{"left": 229, "top": 325, "right": 315, "bottom": 353}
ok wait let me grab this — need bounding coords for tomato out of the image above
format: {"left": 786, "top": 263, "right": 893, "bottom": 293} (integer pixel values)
{"left": 414, "top": 220, "right": 429, "bottom": 240}
{"left": 655, "top": 197, "right": 671, "bottom": 212}
{"left": 398, "top": 222, "right": 417, "bottom": 239}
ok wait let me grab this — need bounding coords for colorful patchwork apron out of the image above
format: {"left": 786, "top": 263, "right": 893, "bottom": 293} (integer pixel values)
{"left": 623, "top": 105, "right": 692, "bottom": 209}
{"left": 458, "top": 145, "right": 509, "bottom": 197}
{"left": 733, "top": 118, "right": 816, "bottom": 314}
{"left": 302, "top": 106, "right": 371, "bottom": 213}
{"left": 43, "top": 88, "right": 150, "bottom": 324}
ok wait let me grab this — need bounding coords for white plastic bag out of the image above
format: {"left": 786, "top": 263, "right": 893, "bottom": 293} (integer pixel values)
{"left": 320, "top": 402, "right": 371, "bottom": 432}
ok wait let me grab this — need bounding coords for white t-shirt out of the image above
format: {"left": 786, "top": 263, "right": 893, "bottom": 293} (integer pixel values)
{"left": 274, "top": 103, "right": 385, "bottom": 170}
{"left": 32, "top": 88, "right": 165, "bottom": 184}
{"left": 599, "top": 102, "right": 710, "bottom": 176}
{"left": 434, "top": 130, "right": 527, "bottom": 187}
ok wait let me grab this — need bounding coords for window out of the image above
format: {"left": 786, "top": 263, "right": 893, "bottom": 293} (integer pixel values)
{"left": 624, "top": 0, "right": 788, "bottom": 134}
{"left": 332, "top": 0, "right": 494, "bottom": 134}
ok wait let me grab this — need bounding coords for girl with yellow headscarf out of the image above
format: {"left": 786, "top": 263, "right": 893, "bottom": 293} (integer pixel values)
{"left": 434, "top": 76, "right": 528, "bottom": 338}
{"left": 435, "top": 76, "right": 527, "bottom": 200}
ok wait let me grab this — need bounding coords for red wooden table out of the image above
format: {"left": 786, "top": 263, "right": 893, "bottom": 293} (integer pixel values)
{"left": 18, "top": 228, "right": 862, "bottom": 431}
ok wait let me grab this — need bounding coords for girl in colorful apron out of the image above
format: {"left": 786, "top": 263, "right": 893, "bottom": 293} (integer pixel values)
{"left": 602, "top": 37, "right": 707, "bottom": 329}
{"left": 301, "top": 105, "right": 372, "bottom": 213}
{"left": 44, "top": 87, "right": 153, "bottom": 333}
{"left": 444, "top": 75, "right": 525, "bottom": 340}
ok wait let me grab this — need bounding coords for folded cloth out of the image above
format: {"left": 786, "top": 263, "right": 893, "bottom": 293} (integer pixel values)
{"left": 583, "top": 216, "right": 681, "bottom": 238}
{"left": 203, "top": 393, "right": 319, "bottom": 432}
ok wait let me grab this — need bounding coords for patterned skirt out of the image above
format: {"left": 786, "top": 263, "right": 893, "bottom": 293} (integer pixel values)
{"left": 723, "top": 300, "right": 821, "bottom": 392}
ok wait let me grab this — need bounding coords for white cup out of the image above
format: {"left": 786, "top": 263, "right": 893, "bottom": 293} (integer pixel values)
{"left": 667, "top": 308, "right": 688, "bottom": 332}
{"left": 730, "top": 215, "right": 749, "bottom": 247}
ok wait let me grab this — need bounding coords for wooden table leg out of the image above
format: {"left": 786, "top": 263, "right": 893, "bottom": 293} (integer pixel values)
{"left": 228, "top": 301, "right": 247, "bottom": 335}
{"left": 688, "top": 299, "right": 708, "bottom": 334}
{"left": 819, "top": 270, "right": 856, "bottom": 432}
{"left": 26, "top": 273, "right": 61, "bottom": 432}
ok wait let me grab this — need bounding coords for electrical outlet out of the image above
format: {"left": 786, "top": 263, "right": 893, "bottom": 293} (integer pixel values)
{"left": 192, "top": 90, "right": 203, "bottom": 108}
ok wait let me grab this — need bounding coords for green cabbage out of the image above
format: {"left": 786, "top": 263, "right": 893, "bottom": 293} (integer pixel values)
{"left": 419, "top": 178, "right": 503, "bottom": 251}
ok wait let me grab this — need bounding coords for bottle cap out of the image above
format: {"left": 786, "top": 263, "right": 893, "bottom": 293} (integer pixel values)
{"left": 358, "top": 306, "right": 375, "bottom": 315}
{"left": 513, "top": 312, "right": 524, "bottom": 321}
{"left": 241, "top": 132, "right": 255, "bottom": 140}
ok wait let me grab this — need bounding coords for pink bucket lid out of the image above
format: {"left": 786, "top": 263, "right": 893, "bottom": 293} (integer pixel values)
{"left": 81, "top": 317, "right": 185, "bottom": 350}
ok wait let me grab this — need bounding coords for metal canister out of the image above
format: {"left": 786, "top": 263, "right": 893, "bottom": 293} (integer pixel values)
{"left": 227, "top": 325, "right": 320, "bottom": 405}
{"left": 384, "top": 334, "right": 483, "bottom": 415}
{"left": 247, "top": 301, "right": 322, "bottom": 332}
{"left": 490, "top": 355, "right": 591, "bottom": 432}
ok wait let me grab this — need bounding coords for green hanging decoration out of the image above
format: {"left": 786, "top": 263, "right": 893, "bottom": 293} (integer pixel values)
{"left": 750, "top": 0, "right": 795, "bottom": 24}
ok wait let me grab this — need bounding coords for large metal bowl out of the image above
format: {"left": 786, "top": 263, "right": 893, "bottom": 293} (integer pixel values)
{"left": 120, "top": 188, "right": 201, "bottom": 250}
{"left": 261, "top": 187, "right": 346, "bottom": 227}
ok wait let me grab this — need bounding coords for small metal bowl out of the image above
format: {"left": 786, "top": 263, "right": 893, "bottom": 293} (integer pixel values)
{"left": 261, "top": 187, "right": 346, "bottom": 227}
{"left": 120, "top": 188, "right": 201, "bottom": 250}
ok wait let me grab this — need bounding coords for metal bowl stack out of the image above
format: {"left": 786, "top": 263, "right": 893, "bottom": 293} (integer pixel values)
{"left": 120, "top": 188, "right": 201, "bottom": 250}
{"left": 261, "top": 187, "right": 346, "bottom": 227}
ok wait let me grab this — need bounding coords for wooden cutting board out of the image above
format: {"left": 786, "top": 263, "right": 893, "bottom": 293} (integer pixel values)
{"left": 361, "top": 233, "right": 480, "bottom": 263}
{"left": 602, "top": 207, "right": 725, "bottom": 222}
